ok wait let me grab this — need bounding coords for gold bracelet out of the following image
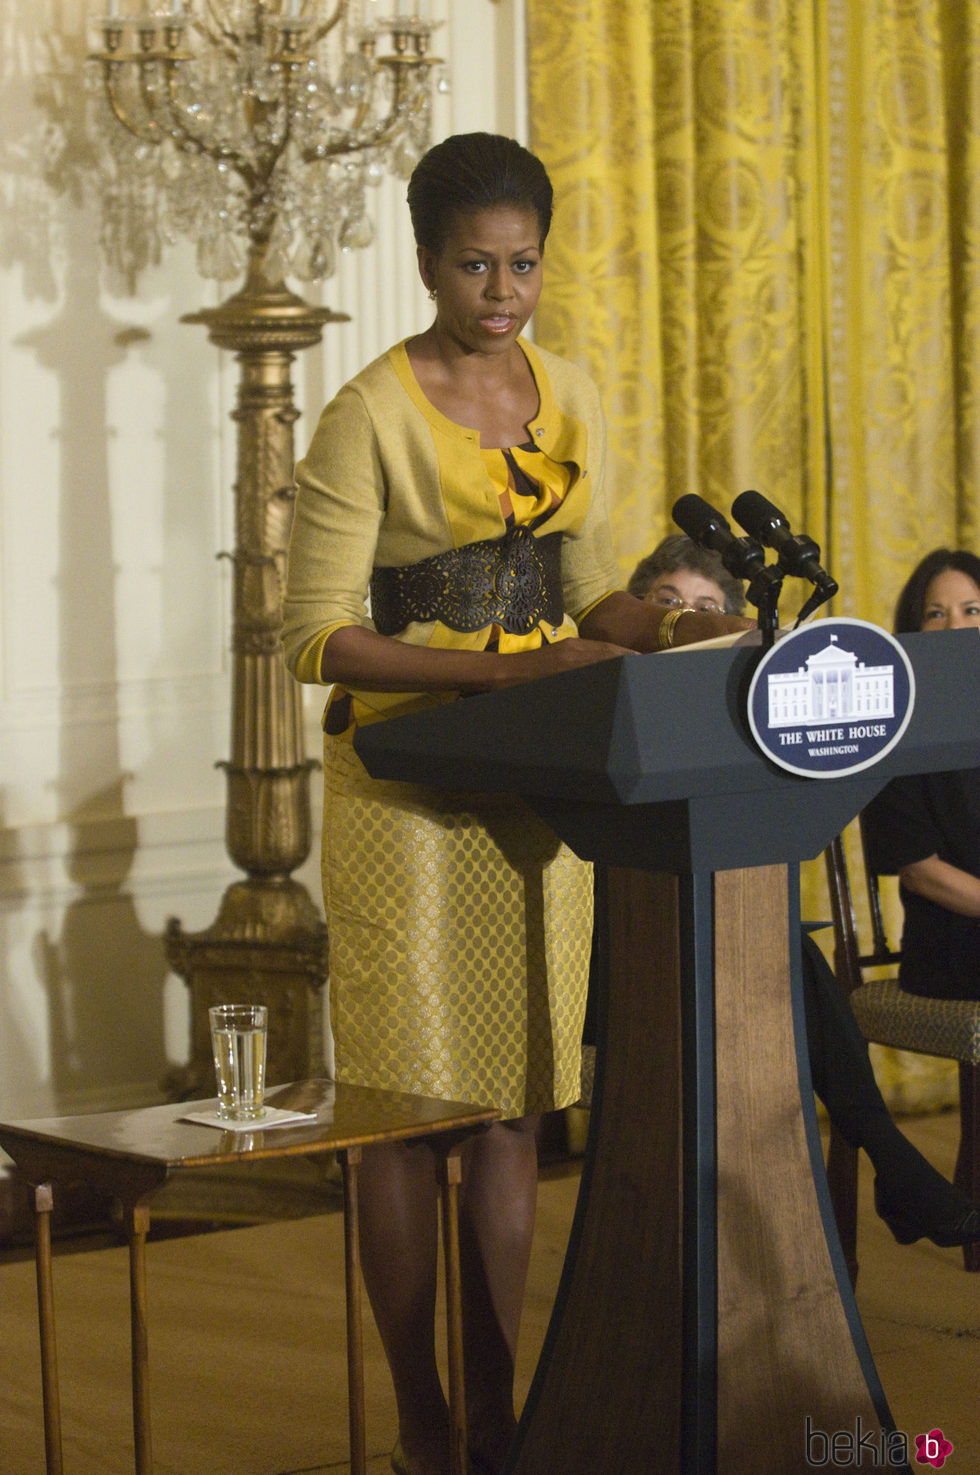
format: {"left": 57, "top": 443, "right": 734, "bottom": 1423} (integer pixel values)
{"left": 657, "top": 605, "right": 696, "bottom": 650}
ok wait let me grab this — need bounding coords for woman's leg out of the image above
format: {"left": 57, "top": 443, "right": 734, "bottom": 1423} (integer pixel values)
{"left": 459, "top": 1117, "right": 540, "bottom": 1475}
{"left": 801, "top": 930, "right": 979, "bottom": 1241}
{"left": 357, "top": 1138, "right": 450, "bottom": 1475}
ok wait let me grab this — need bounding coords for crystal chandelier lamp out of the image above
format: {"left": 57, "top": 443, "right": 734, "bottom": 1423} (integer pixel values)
{"left": 90, "top": 0, "right": 441, "bottom": 285}
{"left": 87, "top": 0, "right": 442, "bottom": 1092}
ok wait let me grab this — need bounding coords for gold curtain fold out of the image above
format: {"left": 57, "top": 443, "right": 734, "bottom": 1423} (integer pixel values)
{"left": 527, "top": 0, "right": 828, "bottom": 594}
{"left": 527, "top": 0, "right": 980, "bottom": 1110}
{"left": 824, "top": 0, "right": 980, "bottom": 627}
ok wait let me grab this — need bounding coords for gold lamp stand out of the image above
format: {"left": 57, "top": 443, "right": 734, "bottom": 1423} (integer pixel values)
{"left": 165, "top": 251, "right": 346, "bottom": 1095}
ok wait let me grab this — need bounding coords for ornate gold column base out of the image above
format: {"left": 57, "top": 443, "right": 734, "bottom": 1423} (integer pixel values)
{"left": 164, "top": 877, "right": 329, "bottom": 1099}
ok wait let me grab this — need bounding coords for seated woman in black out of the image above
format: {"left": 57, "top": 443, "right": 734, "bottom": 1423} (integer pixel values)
{"left": 601, "top": 536, "right": 979, "bottom": 1249}
{"left": 863, "top": 548, "right": 980, "bottom": 1003}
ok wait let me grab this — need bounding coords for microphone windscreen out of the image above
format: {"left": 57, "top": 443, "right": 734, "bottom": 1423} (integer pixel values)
{"left": 672, "top": 494, "right": 725, "bottom": 542}
{"left": 732, "top": 489, "right": 786, "bottom": 538}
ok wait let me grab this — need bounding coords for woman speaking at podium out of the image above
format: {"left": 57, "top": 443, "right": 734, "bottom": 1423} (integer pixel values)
{"left": 281, "top": 133, "right": 749, "bottom": 1475}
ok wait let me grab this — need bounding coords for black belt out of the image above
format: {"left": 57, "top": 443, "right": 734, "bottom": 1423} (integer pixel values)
{"left": 370, "top": 527, "right": 565, "bottom": 637}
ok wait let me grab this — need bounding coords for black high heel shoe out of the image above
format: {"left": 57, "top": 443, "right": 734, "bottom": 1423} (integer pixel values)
{"left": 874, "top": 1179, "right": 980, "bottom": 1247}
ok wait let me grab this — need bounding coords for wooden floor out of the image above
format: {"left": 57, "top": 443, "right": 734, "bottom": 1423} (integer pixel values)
{"left": 0, "top": 1111, "right": 977, "bottom": 1474}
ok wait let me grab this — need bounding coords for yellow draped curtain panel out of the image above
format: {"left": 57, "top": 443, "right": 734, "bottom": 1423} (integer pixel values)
{"left": 527, "top": 0, "right": 980, "bottom": 1111}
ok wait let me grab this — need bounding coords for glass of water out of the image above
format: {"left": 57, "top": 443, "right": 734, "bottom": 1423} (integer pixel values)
{"left": 208, "top": 1004, "right": 268, "bottom": 1121}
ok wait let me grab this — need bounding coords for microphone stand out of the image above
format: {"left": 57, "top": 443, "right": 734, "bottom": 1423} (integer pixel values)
{"left": 793, "top": 579, "right": 839, "bottom": 628}
{"left": 744, "top": 564, "right": 784, "bottom": 651}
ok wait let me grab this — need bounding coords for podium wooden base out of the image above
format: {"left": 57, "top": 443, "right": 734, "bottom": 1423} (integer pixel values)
{"left": 510, "top": 865, "right": 899, "bottom": 1475}
{"left": 350, "top": 641, "right": 973, "bottom": 1475}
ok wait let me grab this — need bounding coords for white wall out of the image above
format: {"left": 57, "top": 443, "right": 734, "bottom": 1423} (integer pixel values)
{"left": 0, "top": 0, "right": 527, "bottom": 1129}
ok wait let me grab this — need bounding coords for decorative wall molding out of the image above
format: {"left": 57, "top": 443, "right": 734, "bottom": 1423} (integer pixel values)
{"left": 0, "top": 670, "right": 231, "bottom": 730}
{"left": 0, "top": 803, "right": 232, "bottom": 910}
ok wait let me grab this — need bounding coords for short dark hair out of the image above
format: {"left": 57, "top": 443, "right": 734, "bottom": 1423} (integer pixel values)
{"left": 893, "top": 547, "right": 980, "bottom": 632}
{"left": 627, "top": 533, "right": 747, "bottom": 615}
{"left": 407, "top": 132, "right": 554, "bottom": 253}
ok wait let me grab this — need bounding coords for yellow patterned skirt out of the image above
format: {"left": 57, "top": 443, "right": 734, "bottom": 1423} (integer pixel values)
{"left": 321, "top": 734, "right": 592, "bottom": 1119}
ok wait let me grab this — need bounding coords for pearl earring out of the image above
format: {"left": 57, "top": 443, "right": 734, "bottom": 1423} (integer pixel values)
{"left": 427, "top": 288, "right": 437, "bottom": 301}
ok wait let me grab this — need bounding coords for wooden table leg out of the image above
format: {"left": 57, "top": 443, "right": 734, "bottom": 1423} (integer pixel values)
{"left": 438, "top": 1147, "right": 467, "bottom": 1475}
{"left": 32, "top": 1182, "right": 64, "bottom": 1475}
{"left": 122, "top": 1200, "right": 153, "bottom": 1475}
{"left": 339, "top": 1146, "right": 367, "bottom": 1475}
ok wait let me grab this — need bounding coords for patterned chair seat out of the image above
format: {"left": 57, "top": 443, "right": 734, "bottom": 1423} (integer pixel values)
{"left": 849, "top": 979, "right": 980, "bottom": 1064}
{"left": 825, "top": 827, "right": 980, "bottom": 1276}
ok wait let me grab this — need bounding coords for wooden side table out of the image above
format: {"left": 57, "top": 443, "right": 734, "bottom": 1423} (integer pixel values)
{"left": 0, "top": 1079, "right": 499, "bottom": 1475}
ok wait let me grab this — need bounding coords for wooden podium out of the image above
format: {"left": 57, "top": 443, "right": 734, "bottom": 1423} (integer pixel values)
{"left": 355, "top": 631, "right": 980, "bottom": 1475}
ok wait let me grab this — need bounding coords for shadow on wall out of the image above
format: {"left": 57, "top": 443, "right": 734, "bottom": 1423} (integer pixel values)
{"left": 2, "top": 8, "right": 227, "bottom": 1112}
{"left": 0, "top": 792, "right": 44, "bottom": 1123}
{"left": 0, "top": 7, "right": 100, "bottom": 303}
{"left": 15, "top": 213, "right": 172, "bottom": 1106}
{"left": 34, "top": 783, "right": 170, "bottom": 1106}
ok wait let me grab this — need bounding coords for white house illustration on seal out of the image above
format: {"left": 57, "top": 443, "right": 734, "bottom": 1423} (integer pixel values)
{"left": 767, "top": 635, "right": 895, "bottom": 727}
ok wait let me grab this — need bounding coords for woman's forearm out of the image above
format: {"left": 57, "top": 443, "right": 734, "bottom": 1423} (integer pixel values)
{"left": 319, "top": 586, "right": 755, "bottom": 695}
{"left": 319, "top": 623, "right": 629, "bottom": 692}
{"left": 578, "top": 590, "right": 754, "bottom": 651}
{"left": 899, "top": 854, "right": 980, "bottom": 919}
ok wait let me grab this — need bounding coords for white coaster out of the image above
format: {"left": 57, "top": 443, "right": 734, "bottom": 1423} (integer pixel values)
{"left": 178, "top": 1106, "right": 319, "bottom": 1131}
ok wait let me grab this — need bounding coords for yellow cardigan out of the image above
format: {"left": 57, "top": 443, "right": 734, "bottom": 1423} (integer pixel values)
{"left": 281, "top": 337, "right": 622, "bottom": 724}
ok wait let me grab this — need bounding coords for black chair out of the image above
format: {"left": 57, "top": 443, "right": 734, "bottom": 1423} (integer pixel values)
{"left": 824, "top": 819, "right": 980, "bottom": 1277}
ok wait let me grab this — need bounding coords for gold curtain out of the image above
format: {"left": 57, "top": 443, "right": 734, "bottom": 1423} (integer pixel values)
{"left": 527, "top": 0, "right": 980, "bottom": 1110}
{"left": 527, "top": 0, "right": 827, "bottom": 591}
{"left": 824, "top": 0, "right": 980, "bottom": 624}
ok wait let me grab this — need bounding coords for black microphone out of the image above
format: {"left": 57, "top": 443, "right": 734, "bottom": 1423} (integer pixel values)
{"left": 671, "top": 494, "right": 767, "bottom": 583}
{"left": 731, "top": 490, "right": 838, "bottom": 597}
